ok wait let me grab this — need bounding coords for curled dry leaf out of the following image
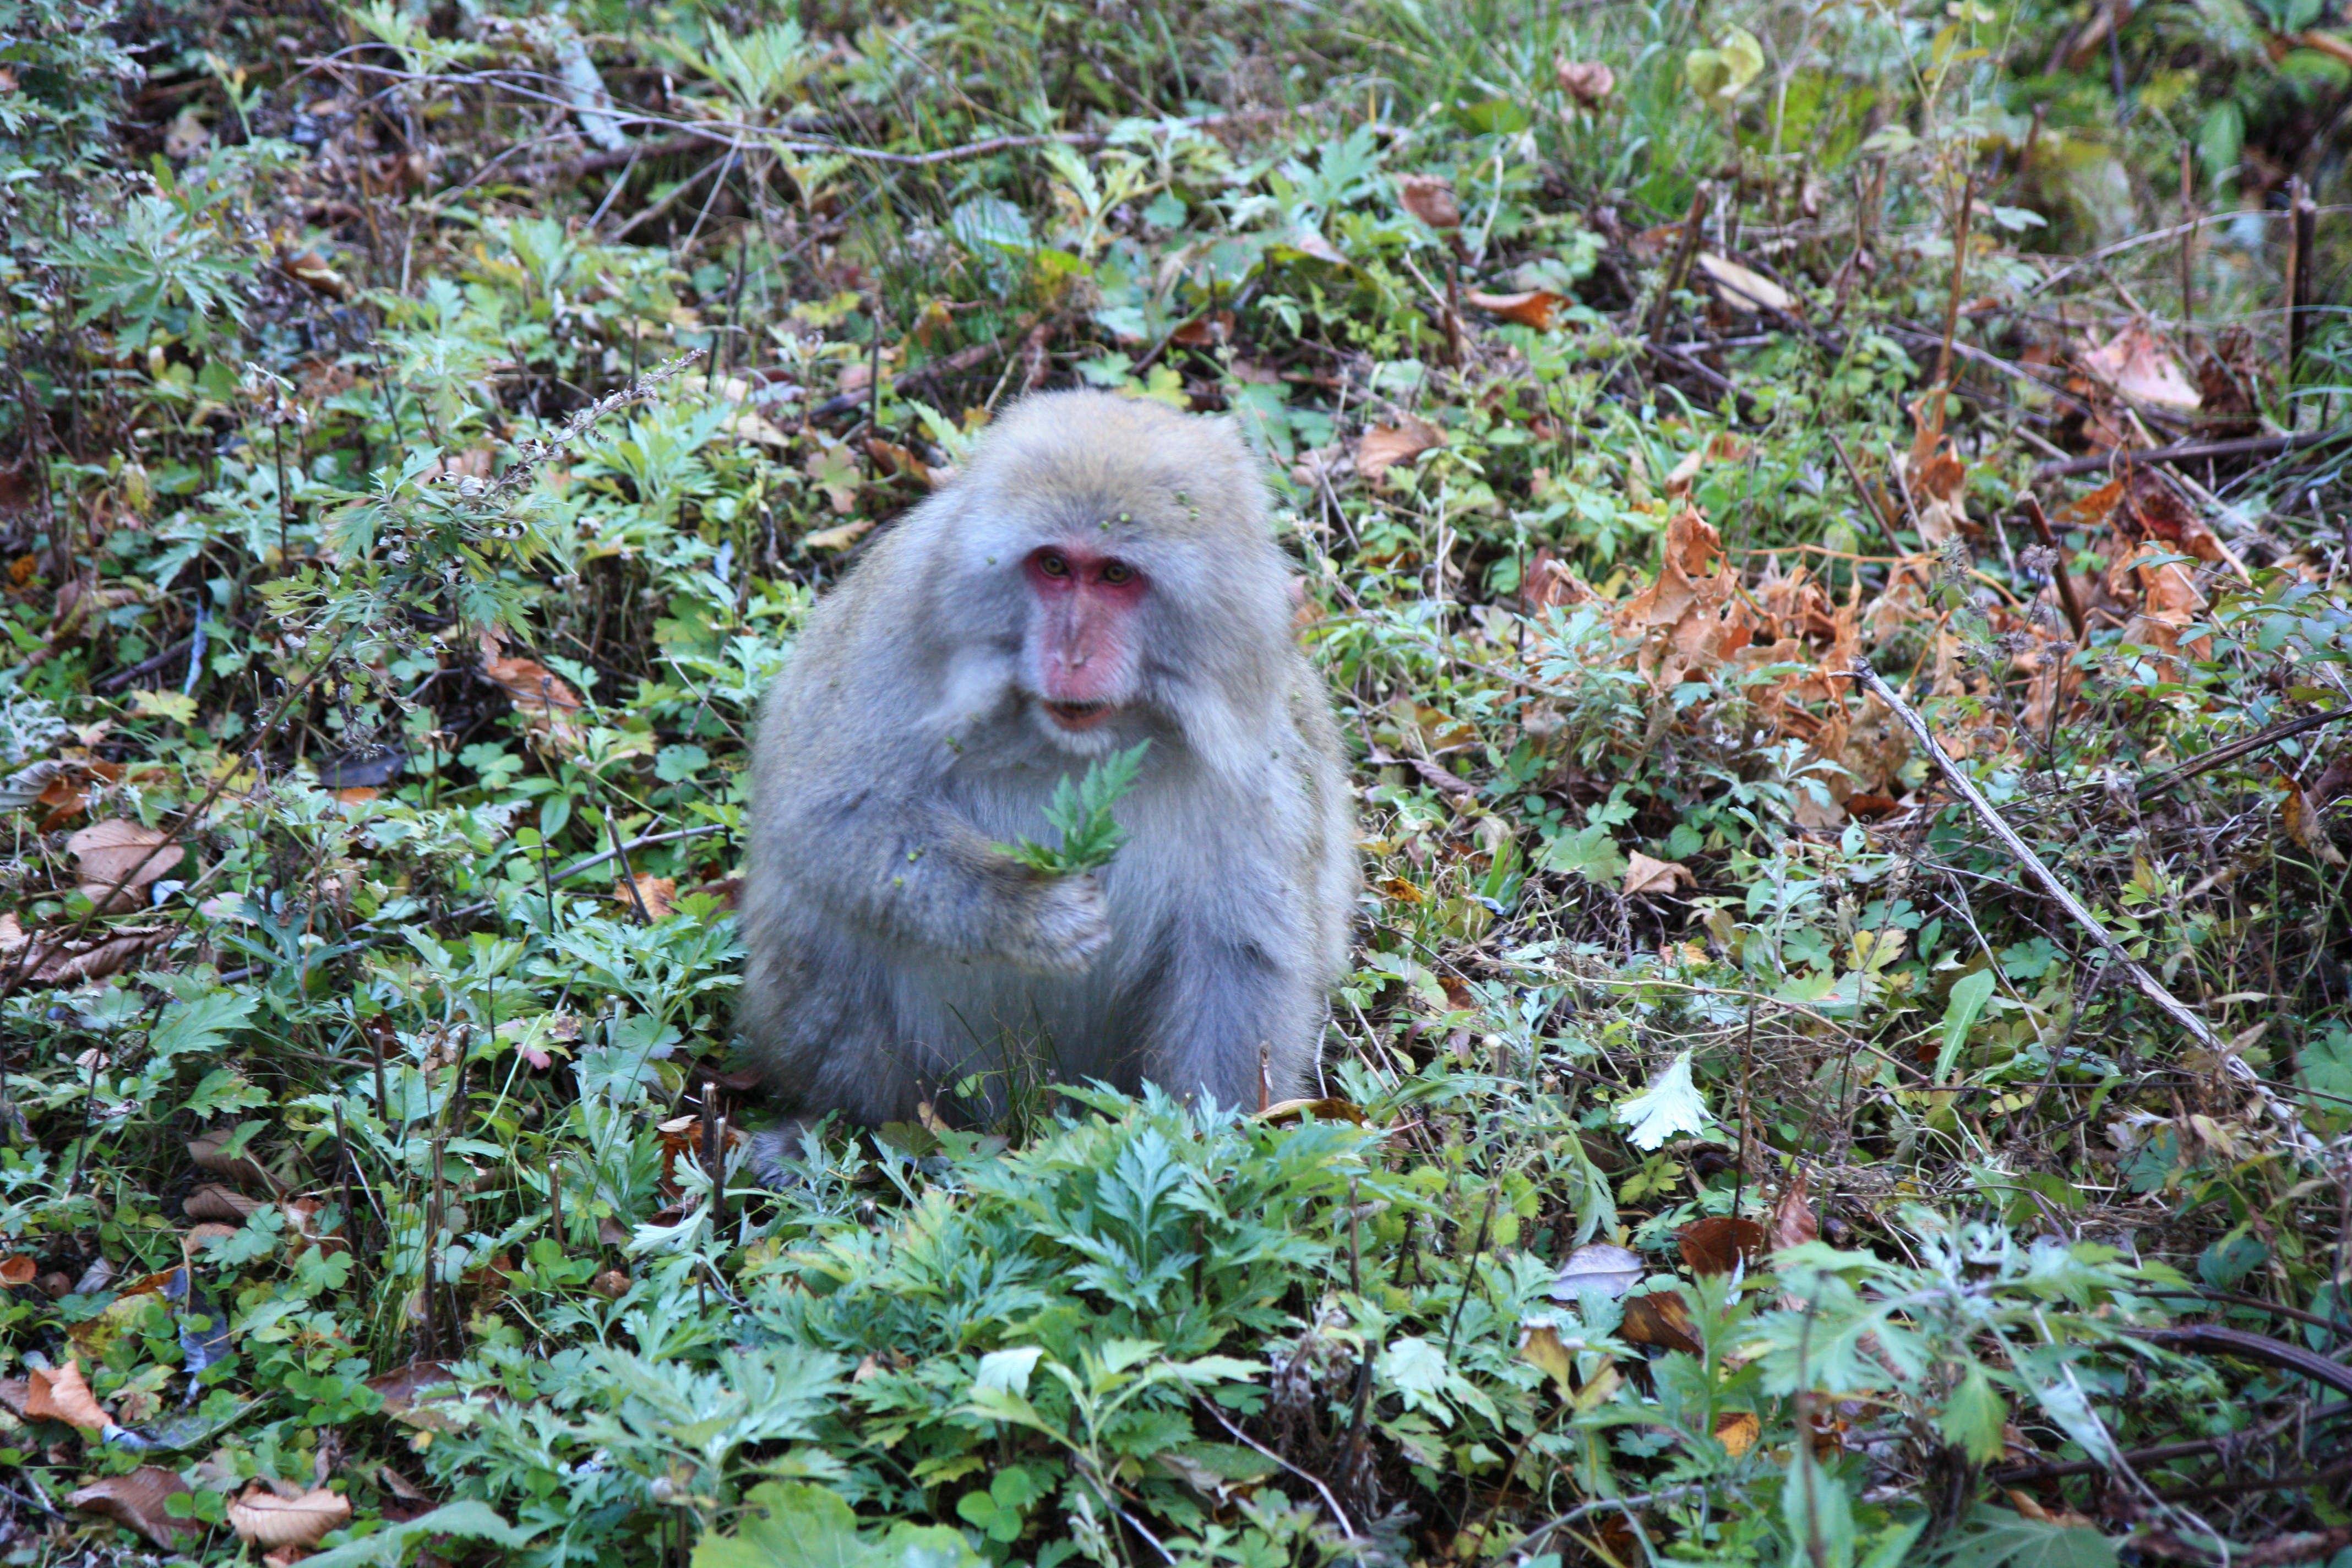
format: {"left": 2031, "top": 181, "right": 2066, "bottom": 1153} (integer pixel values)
{"left": 1713, "top": 1410, "right": 1761, "bottom": 1457}
{"left": 0, "top": 1254, "right": 33, "bottom": 1287}
{"left": 188, "top": 1134, "right": 278, "bottom": 1194}
{"left": 66, "top": 818, "right": 184, "bottom": 909}
{"left": 1463, "top": 289, "right": 1567, "bottom": 331}
{"left": 26, "top": 1356, "right": 110, "bottom": 1430}
{"left": 476, "top": 632, "right": 587, "bottom": 752}
{"left": 1555, "top": 58, "right": 1615, "bottom": 106}
{"left": 1256, "top": 1096, "right": 1369, "bottom": 1126}
{"left": 1548, "top": 1241, "right": 1644, "bottom": 1302}
{"left": 1622, "top": 852, "right": 1694, "bottom": 896}
{"left": 69, "top": 1467, "right": 193, "bottom": 1549}
{"left": 368, "top": 1359, "right": 460, "bottom": 1432}
{"left": 1396, "top": 173, "right": 1461, "bottom": 230}
{"left": 1620, "top": 1289, "right": 1703, "bottom": 1354}
{"left": 228, "top": 1485, "right": 352, "bottom": 1548}
{"left": 1770, "top": 1169, "right": 1819, "bottom": 1252}
{"left": 803, "top": 518, "right": 876, "bottom": 552}
{"left": 1356, "top": 413, "right": 1445, "bottom": 482}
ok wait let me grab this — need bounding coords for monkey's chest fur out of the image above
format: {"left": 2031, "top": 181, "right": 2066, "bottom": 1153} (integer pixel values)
{"left": 746, "top": 734, "right": 1333, "bottom": 1128}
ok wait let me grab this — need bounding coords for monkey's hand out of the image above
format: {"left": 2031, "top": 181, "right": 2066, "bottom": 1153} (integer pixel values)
{"left": 1000, "top": 870, "right": 1111, "bottom": 974}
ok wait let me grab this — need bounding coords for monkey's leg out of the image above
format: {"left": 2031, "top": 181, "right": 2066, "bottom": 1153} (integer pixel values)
{"left": 1135, "top": 929, "right": 1319, "bottom": 1115}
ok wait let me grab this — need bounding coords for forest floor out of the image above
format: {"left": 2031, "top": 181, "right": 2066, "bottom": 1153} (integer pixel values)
{"left": 3, "top": 1, "right": 2352, "bottom": 1564}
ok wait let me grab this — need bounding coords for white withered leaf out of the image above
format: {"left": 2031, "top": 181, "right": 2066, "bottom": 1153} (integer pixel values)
{"left": 1613, "top": 1049, "right": 1714, "bottom": 1151}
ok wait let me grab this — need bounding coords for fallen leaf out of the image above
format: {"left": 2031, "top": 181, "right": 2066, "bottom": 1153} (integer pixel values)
{"left": 1283, "top": 225, "right": 1347, "bottom": 266}
{"left": 1548, "top": 1242, "right": 1645, "bottom": 1302}
{"left": 162, "top": 107, "right": 209, "bottom": 160}
{"left": 0, "top": 1255, "right": 32, "bottom": 1287}
{"left": 1695, "top": 253, "right": 1794, "bottom": 314}
{"left": 1463, "top": 289, "right": 1567, "bottom": 331}
{"left": 1396, "top": 173, "right": 1461, "bottom": 230}
{"left": 228, "top": 1485, "right": 352, "bottom": 1548}
{"left": 1357, "top": 413, "right": 1445, "bottom": 481}
{"left": 477, "top": 634, "right": 588, "bottom": 752}
{"left": 1620, "top": 1289, "right": 1703, "bottom": 1354}
{"left": 26, "top": 1357, "right": 110, "bottom": 1430}
{"left": 1519, "top": 1322, "right": 1580, "bottom": 1393}
{"left": 1555, "top": 58, "right": 1616, "bottom": 106}
{"left": 1713, "top": 1409, "right": 1761, "bottom": 1457}
{"left": 188, "top": 1134, "right": 278, "bottom": 1194}
{"left": 280, "top": 250, "right": 352, "bottom": 301}
{"left": 369, "top": 1360, "right": 460, "bottom": 1432}
{"left": 614, "top": 874, "right": 676, "bottom": 920}
{"left": 2283, "top": 778, "right": 2347, "bottom": 867}
{"left": 1623, "top": 852, "right": 1695, "bottom": 896}
{"left": 67, "top": 818, "right": 184, "bottom": 908}
{"left": 2081, "top": 324, "right": 2201, "bottom": 410}
{"left": 70, "top": 1467, "right": 193, "bottom": 1549}
{"left": 1676, "top": 1216, "right": 1763, "bottom": 1276}
{"left": 1770, "top": 1170, "right": 1819, "bottom": 1252}
{"left": 183, "top": 1183, "right": 262, "bottom": 1222}
{"left": 803, "top": 518, "right": 876, "bottom": 551}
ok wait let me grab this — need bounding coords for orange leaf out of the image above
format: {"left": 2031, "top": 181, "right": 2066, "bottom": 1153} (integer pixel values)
{"left": 0, "top": 1255, "right": 32, "bottom": 1287}
{"left": 1713, "top": 1409, "right": 1761, "bottom": 1457}
{"left": 1463, "top": 289, "right": 1566, "bottom": 331}
{"left": 26, "top": 1357, "right": 111, "bottom": 1430}
{"left": 476, "top": 633, "right": 587, "bottom": 752}
{"left": 614, "top": 874, "right": 677, "bottom": 920}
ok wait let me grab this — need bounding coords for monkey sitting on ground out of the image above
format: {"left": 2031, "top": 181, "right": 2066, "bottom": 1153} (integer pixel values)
{"left": 737, "top": 390, "right": 1357, "bottom": 1167}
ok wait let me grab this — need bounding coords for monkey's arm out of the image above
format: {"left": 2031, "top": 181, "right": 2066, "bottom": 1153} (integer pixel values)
{"left": 772, "top": 785, "right": 1109, "bottom": 974}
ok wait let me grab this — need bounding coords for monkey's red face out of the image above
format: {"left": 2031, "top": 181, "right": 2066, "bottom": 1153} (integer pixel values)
{"left": 1023, "top": 543, "right": 1147, "bottom": 734}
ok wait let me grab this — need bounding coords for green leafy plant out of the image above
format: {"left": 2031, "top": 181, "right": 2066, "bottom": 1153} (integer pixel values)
{"left": 995, "top": 741, "right": 1150, "bottom": 874}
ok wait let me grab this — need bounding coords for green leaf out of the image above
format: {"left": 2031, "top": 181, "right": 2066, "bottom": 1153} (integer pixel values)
{"left": 694, "top": 1483, "right": 983, "bottom": 1568}
{"left": 1935, "top": 969, "right": 1997, "bottom": 1082}
{"left": 995, "top": 742, "right": 1149, "bottom": 874}
{"left": 1939, "top": 1363, "right": 2007, "bottom": 1463}
{"left": 1932, "top": 1505, "right": 2117, "bottom": 1568}
{"left": 1780, "top": 1445, "right": 1856, "bottom": 1568}
{"left": 298, "top": 1502, "right": 533, "bottom": 1568}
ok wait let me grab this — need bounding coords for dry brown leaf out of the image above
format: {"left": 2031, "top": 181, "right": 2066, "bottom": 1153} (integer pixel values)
{"left": 66, "top": 818, "right": 183, "bottom": 908}
{"left": 1555, "top": 58, "right": 1616, "bottom": 106}
{"left": 1357, "top": 413, "right": 1445, "bottom": 482}
{"left": 615, "top": 874, "right": 676, "bottom": 920}
{"left": 1713, "top": 1409, "right": 1761, "bottom": 1457}
{"left": 368, "top": 1360, "right": 460, "bottom": 1432}
{"left": 1623, "top": 852, "right": 1695, "bottom": 896}
{"left": 2080, "top": 324, "right": 2201, "bottom": 410}
{"left": 227, "top": 1485, "right": 352, "bottom": 1548}
{"left": 1620, "top": 1289, "right": 1703, "bottom": 1355}
{"left": 1770, "top": 1170, "right": 1819, "bottom": 1253}
{"left": 185, "top": 1222, "right": 239, "bottom": 1248}
{"left": 69, "top": 1467, "right": 193, "bottom": 1549}
{"left": 0, "top": 1254, "right": 32, "bottom": 1287}
{"left": 183, "top": 1183, "right": 262, "bottom": 1223}
{"left": 2283, "top": 779, "right": 2347, "bottom": 867}
{"left": 1255, "top": 1097, "right": 1369, "bottom": 1126}
{"left": 1695, "top": 253, "right": 1794, "bottom": 314}
{"left": 280, "top": 250, "right": 352, "bottom": 302}
{"left": 1463, "top": 289, "right": 1566, "bottom": 331}
{"left": 189, "top": 1134, "right": 278, "bottom": 1193}
{"left": 476, "top": 633, "right": 587, "bottom": 752}
{"left": 1396, "top": 173, "right": 1461, "bottom": 231}
{"left": 26, "top": 1357, "right": 110, "bottom": 1430}
{"left": 1676, "top": 1216, "right": 1763, "bottom": 1276}
{"left": 803, "top": 518, "right": 876, "bottom": 551}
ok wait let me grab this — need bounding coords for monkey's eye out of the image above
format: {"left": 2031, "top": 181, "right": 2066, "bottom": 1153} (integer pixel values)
{"left": 1099, "top": 561, "right": 1134, "bottom": 586}
{"left": 1036, "top": 552, "right": 1070, "bottom": 578}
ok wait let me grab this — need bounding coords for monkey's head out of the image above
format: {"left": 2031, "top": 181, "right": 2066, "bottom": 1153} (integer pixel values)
{"left": 933, "top": 391, "right": 1296, "bottom": 763}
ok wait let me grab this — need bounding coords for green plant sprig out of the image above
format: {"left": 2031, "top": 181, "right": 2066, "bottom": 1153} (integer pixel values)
{"left": 997, "top": 741, "right": 1150, "bottom": 874}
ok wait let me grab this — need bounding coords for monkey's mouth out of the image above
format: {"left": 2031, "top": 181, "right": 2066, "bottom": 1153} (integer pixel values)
{"left": 1042, "top": 699, "right": 1117, "bottom": 731}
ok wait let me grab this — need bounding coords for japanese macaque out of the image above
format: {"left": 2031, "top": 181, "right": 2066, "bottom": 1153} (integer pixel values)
{"left": 737, "top": 390, "right": 1356, "bottom": 1166}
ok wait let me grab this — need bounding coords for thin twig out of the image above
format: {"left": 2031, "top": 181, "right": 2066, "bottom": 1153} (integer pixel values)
{"left": 2033, "top": 429, "right": 2343, "bottom": 481}
{"left": 1838, "top": 661, "right": 2320, "bottom": 1157}
{"left": 2133, "top": 709, "right": 2351, "bottom": 800}
{"left": 2019, "top": 495, "right": 2089, "bottom": 642}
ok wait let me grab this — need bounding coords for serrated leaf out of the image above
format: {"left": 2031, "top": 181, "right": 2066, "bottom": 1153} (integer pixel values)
{"left": 1614, "top": 1049, "right": 1714, "bottom": 1151}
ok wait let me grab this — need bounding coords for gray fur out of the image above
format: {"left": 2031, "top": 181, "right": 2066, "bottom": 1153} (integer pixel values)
{"left": 737, "top": 391, "right": 1357, "bottom": 1162}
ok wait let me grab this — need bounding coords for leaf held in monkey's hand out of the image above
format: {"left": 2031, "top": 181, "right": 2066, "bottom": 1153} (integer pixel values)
{"left": 996, "top": 742, "right": 1150, "bottom": 875}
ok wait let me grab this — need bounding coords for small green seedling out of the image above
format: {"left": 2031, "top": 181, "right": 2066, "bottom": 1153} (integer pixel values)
{"left": 997, "top": 741, "right": 1150, "bottom": 874}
